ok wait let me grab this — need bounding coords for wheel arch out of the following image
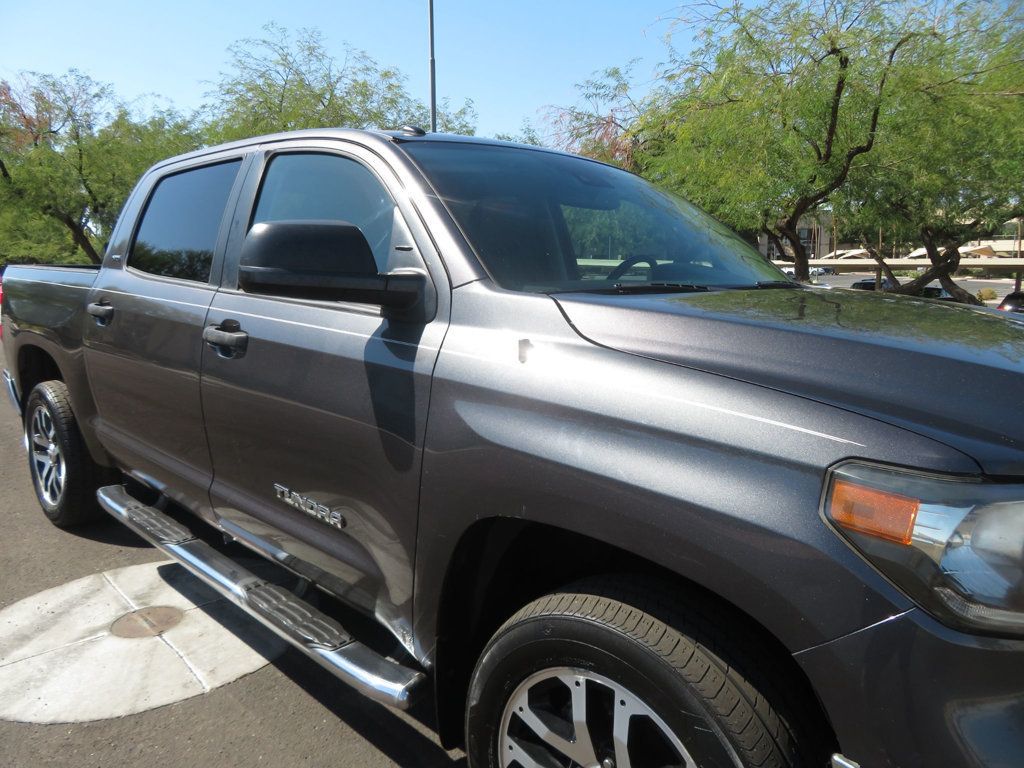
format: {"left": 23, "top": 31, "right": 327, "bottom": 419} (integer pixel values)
{"left": 15, "top": 342, "right": 113, "bottom": 468}
{"left": 432, "top": 517, "right": 838, "bottom": 753}
{"left": 17, "top": 344, "right": 64, "bottom": 407}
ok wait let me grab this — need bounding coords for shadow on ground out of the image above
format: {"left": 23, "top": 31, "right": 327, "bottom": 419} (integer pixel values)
{"left": 65, "top": 517, "right": 152, "bottom": 548}
{"left": 163, "top": 562, "right": 465, "bottom": 767}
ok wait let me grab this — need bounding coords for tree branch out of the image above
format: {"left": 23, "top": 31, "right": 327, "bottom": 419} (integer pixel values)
{"left": 842, "top": 33, "right": 918, "bottom": 163}
{"left": 794, "top": 32, "right": 922, "bottom": 211}
{"left": 765, "top": 229, "right": 789, "bottom": 261}
{"left": 821, "top": 49, "right": 848, "bottom": 163}
{"left": 792, "top": 124, "right": 822, "bottom": 160}
{"left": 919, "top": 58, "right": 1024, "bottom": 92}
{"left": 864, "top": 243, "right": 901, "bottom": 285}
{"left": 46, "top": 206, "right": 101, "bottom": 264}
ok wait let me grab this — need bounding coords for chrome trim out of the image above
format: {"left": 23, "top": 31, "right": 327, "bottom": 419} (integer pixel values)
{"left": 831, "top": 755, "right": 862, "bottom": 768}
{"left": 3, "top": 369, "right": 21, "bottom": 416}
{"left": 97, "top": 484, "right": 425, "bottom": 709}
{"left": 219, "top": 517, "right": 293, "bottom": 564}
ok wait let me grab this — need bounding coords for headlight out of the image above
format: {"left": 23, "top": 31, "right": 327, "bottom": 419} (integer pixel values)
{"left": 824, "top": 462, "right": 1024, "bottom": 637}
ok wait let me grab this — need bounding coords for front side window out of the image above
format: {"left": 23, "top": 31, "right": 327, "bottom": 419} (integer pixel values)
{"left": 252, "top": 153, "right": 397, "bottom": 271}
{"left": 130, "top": 160, "right": 241, "bottom": 282}
{"left": 403, "top": 142, "right": 786, "bottom": 293}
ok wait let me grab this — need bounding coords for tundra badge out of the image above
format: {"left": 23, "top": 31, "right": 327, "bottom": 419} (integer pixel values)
{"left": 273, "top": 483, "right": 347, "bottom": 529}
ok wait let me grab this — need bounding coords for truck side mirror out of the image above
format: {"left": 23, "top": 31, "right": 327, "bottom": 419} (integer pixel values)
{"left": 238, "top": 220, "right": 425, "bottom": 312}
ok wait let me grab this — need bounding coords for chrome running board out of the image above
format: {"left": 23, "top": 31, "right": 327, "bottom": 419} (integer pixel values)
{"left": 97, "top": 484, "right": 425, "bottom": 710}
{"left": 2, "top": 369, "right": 21, "bottom": 417}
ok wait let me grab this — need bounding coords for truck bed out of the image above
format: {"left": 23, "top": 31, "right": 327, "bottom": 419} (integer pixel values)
{"left": 1, "top": 263, "right": 103, "bottom": 458}
{"left": 3, "top": 264, "right": 97, "bottom": 348}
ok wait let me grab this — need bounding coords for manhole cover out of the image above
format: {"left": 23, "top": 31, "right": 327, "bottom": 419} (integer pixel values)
{"left": 0, "top": 560, "right": 287, "bottom": 723}
{"left": 110, "top": 606, "right": 185, "bottom": 638}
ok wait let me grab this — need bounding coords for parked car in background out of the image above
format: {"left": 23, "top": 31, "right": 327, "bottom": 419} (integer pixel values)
{"left": 850, "top": 277, "right": 899, "bottom": 291}
{"left": 848, "top": 278, "right": 954, "bottom": 301}
{"left": 921, "top": 285, "right": 955, "bottom": 301}
{"left": 810, "top": 266, "right": 836, "bottom": 276}
{"left": 999, "top": 291, "right": 1024, "bottom": 313}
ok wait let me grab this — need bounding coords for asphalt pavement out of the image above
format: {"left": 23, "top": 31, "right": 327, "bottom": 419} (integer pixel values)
{"left": 0, "top": 387, "right": 465, "bottom": 768}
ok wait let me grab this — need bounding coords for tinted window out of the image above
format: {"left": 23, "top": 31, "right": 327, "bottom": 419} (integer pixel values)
{"left": 562, "top": 202, "right": 670, "bottom": 276}
{"left": 404, "top": 142, "right": 785, "bottom": 292}
{"left": 130, "top": 160, "right": 241, "bottom": 282}
{"left": 252, "top": 153, "right": 397, "bottom": 271}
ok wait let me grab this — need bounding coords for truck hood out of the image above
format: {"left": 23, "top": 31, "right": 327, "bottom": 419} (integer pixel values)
{"left": 554, "top": 287, "right": 1024, "bottom": 476}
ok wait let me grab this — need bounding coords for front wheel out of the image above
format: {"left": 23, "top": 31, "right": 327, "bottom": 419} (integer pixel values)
{"left": 466, "top": 580, "right": 814, "bottom": 768}
{"left": 25, "top": 380, "right": 108, "bottom": 527}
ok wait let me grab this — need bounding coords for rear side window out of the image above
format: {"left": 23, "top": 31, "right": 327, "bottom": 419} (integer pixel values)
{"left": 130, "top": 160, "right": 241, "bottom": 282}
{"left": 252, "top": 153, "right": 396, "bottom": 271}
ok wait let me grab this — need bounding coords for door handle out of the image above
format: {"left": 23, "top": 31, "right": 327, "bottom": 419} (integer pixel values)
{"left": 86, "top": 301, "right": 114, "bottom": 325}
{"left": 203, "top": 322, "right": 248, "bottom": 358}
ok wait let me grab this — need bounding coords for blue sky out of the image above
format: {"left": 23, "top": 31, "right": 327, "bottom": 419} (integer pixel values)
{"left": 2, "top": 0, "right": 688, "bottom": 138}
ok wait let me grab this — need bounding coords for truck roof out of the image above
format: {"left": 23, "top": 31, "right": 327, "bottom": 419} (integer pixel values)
{"left": 148, "top": 127, "right": 566, "bottom": 174}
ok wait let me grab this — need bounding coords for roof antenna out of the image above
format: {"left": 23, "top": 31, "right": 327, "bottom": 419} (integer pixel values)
{"left": 428, "top": 0, "right": 437, "bottom": 132}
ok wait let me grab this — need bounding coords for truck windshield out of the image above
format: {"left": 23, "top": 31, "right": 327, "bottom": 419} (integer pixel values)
{"left": 402, "top": 142, "right": 787, "bottom": 293}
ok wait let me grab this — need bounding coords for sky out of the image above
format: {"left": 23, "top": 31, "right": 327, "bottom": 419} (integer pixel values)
{"left": 1, "top": 0, "right": 689, "bottom": 139}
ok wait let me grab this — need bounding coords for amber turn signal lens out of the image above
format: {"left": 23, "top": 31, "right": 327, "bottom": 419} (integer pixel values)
{"left": 830, "top": 479, "right": 919, "bottom": 545}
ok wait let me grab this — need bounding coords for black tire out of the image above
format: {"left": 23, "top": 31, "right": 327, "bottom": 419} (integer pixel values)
{"left": 24, "top": 380, "right": 108, "bottom": 527}
{"left": 466, "top": 577, "right": 819, "bottom": 768}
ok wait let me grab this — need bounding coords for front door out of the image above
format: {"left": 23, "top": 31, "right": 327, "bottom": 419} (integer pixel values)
{"left": 83, "top": 155, "right": 246, "bottom": 515}
{"left": 200, "top": 145, "right": 448, "bottom": 649}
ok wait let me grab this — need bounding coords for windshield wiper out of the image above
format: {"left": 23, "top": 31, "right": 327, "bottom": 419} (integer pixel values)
{"left": 718, "top": 280, "right": 804, "bottom": 290}
{"left": 752, "top": 280, "right": 804, "bottom": 289}
{"left": 557, "top": 282, "right": 712, "bottom": 295}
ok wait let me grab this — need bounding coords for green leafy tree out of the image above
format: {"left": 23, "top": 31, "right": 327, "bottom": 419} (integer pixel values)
{"left": 549, "top": 64, "right": 644, "bottom": 168}
{"left": 0, "top": 71, "right": 200, "bottom": 264}
{"left": 638, "top": 0, "right": 959, "bottom": 281}
{"left": 0, "top": 200, "right": 78, "bottom": 264}
{"left": 0, "top": 26, "right": 478, "bottom": 265}
{"left": 493, "top": 119, "right": 543, "bottom": 145}
{"left": 554, "top": 0, "right": 1020, "bottom": 290}
{"left": 835, "top": 15, "right": 1024, "bottom": 303}
{"left": 205, "top": 23, "right": 476, "bottom": 142}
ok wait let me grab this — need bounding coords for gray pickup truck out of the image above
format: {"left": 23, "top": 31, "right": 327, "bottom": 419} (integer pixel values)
{"left": 3, "top": 128, "right": 1023, "bottom": 768}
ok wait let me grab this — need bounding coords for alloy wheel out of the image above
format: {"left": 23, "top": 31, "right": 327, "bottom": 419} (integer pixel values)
{"left": 30, "top": 405, "right": 65, "bottom": 506}
{"left": 499, "top": 667, "right": 695, "bottom": 768}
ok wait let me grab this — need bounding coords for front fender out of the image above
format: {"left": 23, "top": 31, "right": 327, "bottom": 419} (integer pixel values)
{"left": 411, "top": 283, "right": 980, "bottom": 664}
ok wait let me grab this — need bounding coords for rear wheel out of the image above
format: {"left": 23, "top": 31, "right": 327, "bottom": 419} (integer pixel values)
{"left": 25, "top": 380, "right": 108, "bottom": 527}
{"left": 466, "top": 579, "right": 817, "bottom": 768}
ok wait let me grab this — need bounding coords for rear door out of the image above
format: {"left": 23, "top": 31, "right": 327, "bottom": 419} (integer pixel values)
{"left": 200, "top": 141, "right": 449, "bottom": 646}
{"left": 83, "top": 153, "right": 249, "bottom": 516}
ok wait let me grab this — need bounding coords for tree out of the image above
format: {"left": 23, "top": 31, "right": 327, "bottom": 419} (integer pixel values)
{"left": 493, "top": 119, "right": 543, "bottom": 146}
{"left": 0, "top": 71, "right": 200, "bottom": 264}
{"left": 836, "top": 14, "right": 1024, "bottom": 303}
{"left": 0, "top": 26, "right": 480, "bottom": 265}
{"left": 548, "top": 64, "right": 645, "bottom": 168}
{"left": 0, "top": 200, "right": 78, "bottom": 264}
{"left": 628, "top": 0, "right": 1019, "bottom": 283}
{"left": 205, "top": 24, "right": 475, "bottom": 142}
